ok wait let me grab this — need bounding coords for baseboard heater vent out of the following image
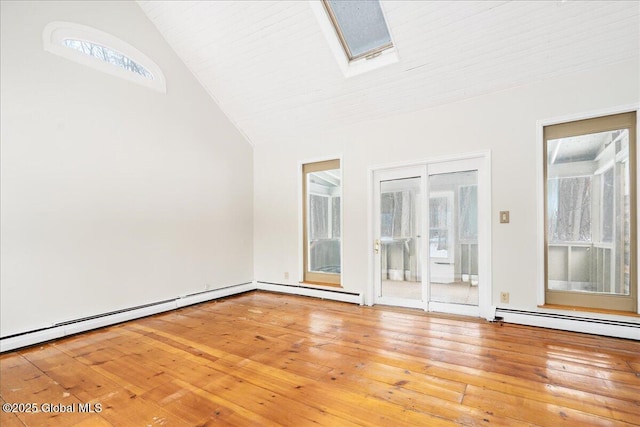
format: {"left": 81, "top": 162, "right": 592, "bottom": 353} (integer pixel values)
{"left": 496, "top": 308, "right": 640, "bottom": 340}
{"left": 50, "top": 298, "right": 177, "bottom": 329}
{"left": 257, "top": 281, "right": 362, "bottom": 304}
{"left": 0, "top": 282, "right": 256, "bottom": 353}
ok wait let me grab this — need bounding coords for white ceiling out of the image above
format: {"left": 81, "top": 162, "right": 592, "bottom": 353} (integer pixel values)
{"left": 138, "top": 1, "right": 640, "bottom": 146}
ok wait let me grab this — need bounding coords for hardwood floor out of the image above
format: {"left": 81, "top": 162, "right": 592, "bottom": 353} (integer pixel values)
{"left": 1, "top": 291, "right": 639, "bottom": 426}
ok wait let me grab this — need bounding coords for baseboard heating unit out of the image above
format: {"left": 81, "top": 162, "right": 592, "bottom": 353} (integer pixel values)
{"left": 0, "top": 282, "right": 256, "bottom": 353}
{"left": 256, "top": 281, "right": 363, "bottom": 305}
{"left": 496, "top": 308, "right": 640, "bottom": 340}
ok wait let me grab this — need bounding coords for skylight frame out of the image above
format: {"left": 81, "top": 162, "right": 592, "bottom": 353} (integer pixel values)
{"left": 321, "top": 0, "right": 394, "bottom": 62}
{"left": 309, "top": 0, "right": 399, "bottom": 78}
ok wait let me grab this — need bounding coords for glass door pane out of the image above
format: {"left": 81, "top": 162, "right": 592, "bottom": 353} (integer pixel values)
{"left": 428, "top": 171, "right": 479, "bottom": 306}
{"left": 380, "top": 177, "right": 422, "bottom": 300}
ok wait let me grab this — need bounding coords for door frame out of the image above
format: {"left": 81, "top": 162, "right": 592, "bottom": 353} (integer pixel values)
{"left": 367, "top": 151, "right": 493, "bottom": 320}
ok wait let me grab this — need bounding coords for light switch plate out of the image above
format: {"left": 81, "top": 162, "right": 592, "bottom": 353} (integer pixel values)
{"left": 500, "top": 211, "right": 510, "bottom": 223}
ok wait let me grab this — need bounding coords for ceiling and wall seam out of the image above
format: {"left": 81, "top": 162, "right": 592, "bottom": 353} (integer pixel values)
{"left": 136, "top": 0, "right": 255, "bottom": 148}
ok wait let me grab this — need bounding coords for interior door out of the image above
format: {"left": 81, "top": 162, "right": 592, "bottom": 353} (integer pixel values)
{"left": 372, "top": 155, "right": 490, "bottom": 318}
{"left": 373, "top": 166, "right": 427, "bottom": 309}
{"left": 427, "top": 160, "right": 481, "bottom": 316}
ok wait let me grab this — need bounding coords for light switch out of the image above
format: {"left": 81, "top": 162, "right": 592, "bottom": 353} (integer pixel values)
{"left": 500, "top": 211, "right": 510, "bottom": 223}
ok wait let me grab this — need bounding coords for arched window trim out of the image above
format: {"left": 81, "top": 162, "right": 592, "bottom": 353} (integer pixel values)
{"left": 43, "top": 21, "right": 166, "bottom": 93}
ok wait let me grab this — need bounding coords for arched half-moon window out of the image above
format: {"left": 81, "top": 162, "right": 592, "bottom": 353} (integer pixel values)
{"left": 43, "top": 22, "right": 166, "bottom": 93}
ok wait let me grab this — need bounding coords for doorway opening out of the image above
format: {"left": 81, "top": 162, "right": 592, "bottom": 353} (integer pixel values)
{"left": 371, "top": 153, "right": 491, "bottom": 319}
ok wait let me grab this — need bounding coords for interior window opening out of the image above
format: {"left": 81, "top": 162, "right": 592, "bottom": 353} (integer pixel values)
{"left": 43, "top": 21, "right": 166, "bottom": 93}
{"left": 303, "top": 159, "right": 342, "bottom": 286}
{"left": 544, "top": 112, "right": 637, "bottom": 312}
{"left": 62, "top": 39, "right": 154, "bottom": 79}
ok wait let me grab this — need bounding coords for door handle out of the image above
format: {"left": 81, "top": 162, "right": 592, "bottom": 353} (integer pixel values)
{"left": 375, "top": 239, "right": 380, "bottom": 254}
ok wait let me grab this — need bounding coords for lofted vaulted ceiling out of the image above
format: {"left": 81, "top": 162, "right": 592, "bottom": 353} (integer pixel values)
{"left": 137, "top": 1, "right": 640, "bottom": 146}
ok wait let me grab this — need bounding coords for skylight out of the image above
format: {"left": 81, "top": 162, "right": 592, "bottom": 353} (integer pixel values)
{"left": 322, "top": 0, "right": 393, "bottom": 61}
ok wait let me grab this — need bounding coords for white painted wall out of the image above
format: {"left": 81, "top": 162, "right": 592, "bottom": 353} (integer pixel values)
{"left": 0, "top": 1, "right": 253, "bottom": 337}
{"left": 254, "top": 59, "right": 639, "bottom": 317}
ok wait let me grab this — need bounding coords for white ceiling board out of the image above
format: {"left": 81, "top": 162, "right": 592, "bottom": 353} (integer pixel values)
{"left": 138, "top": 0, "right": 640, "bottom": 146}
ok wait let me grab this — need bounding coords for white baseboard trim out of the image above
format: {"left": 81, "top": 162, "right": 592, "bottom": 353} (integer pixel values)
{"left": 177, "top": 282, "right": 257, "bottom": 308}
{"left": 496, "top": 308, "right": 640, "bottom": 340}
{"left": 5, "top": 283, "right": 635, "bottom": 352}
{"left": 0, "top": 282, "right": 257, "bottom": 353}
{"left": 256, "top": 281, "right": 363, "bottom": 305}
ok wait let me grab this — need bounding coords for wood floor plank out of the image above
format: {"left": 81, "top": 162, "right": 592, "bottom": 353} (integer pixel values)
{"left": 0, "top": 353, "right": 95, "bottom": 426}
{"left": 94, "top": 388, "right": 191, "bottom": 426}
{"left": 316, "top": 328, "right": 640, "bottom": 403}
{"left": 205, "top": 356, "right": 459, "bottom": 427}
{"left": 320, "top": 313, "right": 637, "bottom": 376}
{"left": 314, "top": 347, "right": 468, "bottom": 402}
{"left": 21, "top": 346, "right": 123, "bottom": 403}
{"left": 172, "top": 378, "right": 296, "bottom": 427}
{"left": 316, "top": 334, "right": 640, "bottom": 423}
{"left": 369, "top": 318, "right": 637, "bottom": 374}
{"left": 0, "top": 396, "right": 26, "bottom": 427}
{"left": 2, "top": 291, "right": 638, "bottom": 426}
{"left": 462, "top": 384, "right": 636, "bottom": 427}
{"left": 424, "top": 365, "right": 640, "bottom": 424}
{"left": 140, "top": 380, "right": 244, "bottom": 426}
{"left": 69, "top": 415, "right": 114, "bottom": 427}
{"left": 197, "top": 373, "right": 364, "bottom": 427}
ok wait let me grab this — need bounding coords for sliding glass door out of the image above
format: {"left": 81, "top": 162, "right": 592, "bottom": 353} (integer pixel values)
{"left": 374, "top": 167, "right": 426, "bottom": 309}
{"left": 372, "top": 155, "right": 489, "bottom": 317}
{"left": 428, "top": 170, "right": 479, "bottom": 307}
